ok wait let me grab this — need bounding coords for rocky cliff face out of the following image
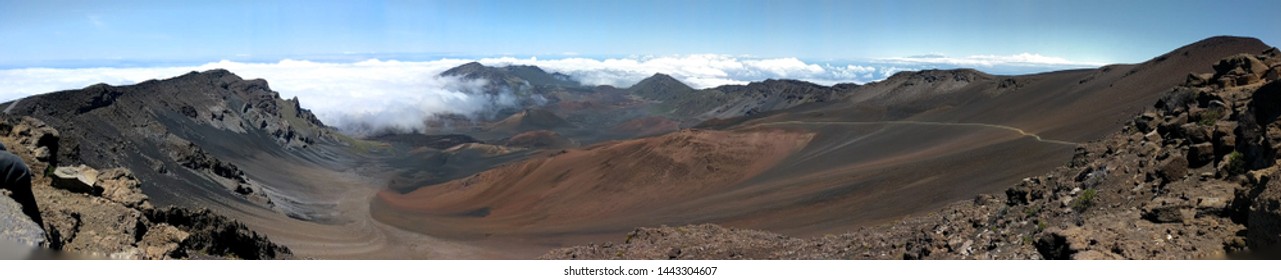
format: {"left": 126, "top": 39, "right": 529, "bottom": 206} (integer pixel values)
{"left": 0, "top": 115, "right": 291, "bottom": 259}
{"left": 544, "top": 48, "right": 1281, "bottom": 260}
{"left": 0, "top": 69, "right": 339, "bottom": 211}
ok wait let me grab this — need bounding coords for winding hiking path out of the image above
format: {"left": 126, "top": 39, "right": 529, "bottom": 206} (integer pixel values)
{"left": 749, "top": 120, "right": 1080, "bottom": 146}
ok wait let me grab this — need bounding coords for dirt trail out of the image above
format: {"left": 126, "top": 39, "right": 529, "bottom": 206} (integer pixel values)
{"left": 190, "top": 151, "right": 512, "bottom": 259}
{"left": 749, "top": 120, "right": 1080, "bottom": 146}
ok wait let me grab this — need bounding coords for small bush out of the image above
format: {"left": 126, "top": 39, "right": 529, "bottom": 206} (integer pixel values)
{"left": 1226, "top": 151, "right": 1246, "bottom": 175}
{"left": 1197, "top": 109, "right": 1223, "bottom": 126}
{"left": 1072, "top": 188, "right": 1097, "bottom": 212}
{"left": 1024, "top": 205, "right": 1041, "bottom": 218}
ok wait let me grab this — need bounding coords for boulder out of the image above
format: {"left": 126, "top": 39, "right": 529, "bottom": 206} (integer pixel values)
{"left": 1142, "top": 198, "right": 1193, "bottom": 223}
{"left": 1237, "top": 72, "right": 1262, "bottom": 86}
{"left": 139, "top": 224, "right": 190, "bottom": 260}
{"left": 1144, "top": 130, "right": 1163, "bottom": 144}
{"left": 1186, "top": 72, "right": 1215, "bottom": 87}
{"left": 1249, "top": 178, "right": 1281, "bottom": 250}
{"left": 96, "top": 168, "right": 151, "bottom": 210}
{"left": 1182, "top": 123, "right": 1212, "bottom": 144}
{"left": 1156, "top": 155, "right": 1189, "bottom": 182}
{"left": 42, "top": 197, "right": 147, "bottom": 255}
{"left": 1135, "top": 112, "right": 1160, "bottom": 133}
{"left": 51, "top": 165, "right": 101, "bottom": 194}
{"left": 1214, "top": 54, "right": 1270, "bottom": 84}
{"left": 1263, "top": 47, "right": 1281, "bottom": 65}
{"left": 1005, "top": 179, "right": 1046, "bottom": 205}
{"left": 1218, "top": 76, "right": 1239, "bottom": 88}
{"left": 1035, "top": 227, "right": 1089, "bottom": 260}
{"left": 1239, "top": 81, "right": 1281, "bottom": 169}
{"left": 0, "top": 195, "right": 45, "bottom": 247}
{"left": 1159, "top": 114, "right": 1189, "bottom": 139}
{"left": 145, "top": 207, "right": 293, "bottom": 260}
{"left": 1214, "top": 121, "right": 1238, "bottom": 155}
{"left": 1187, "top": 143, "right": 1216, "bottom": 168}
{"left": 1138, "top": 142, "right": 1161, "bottom": 158}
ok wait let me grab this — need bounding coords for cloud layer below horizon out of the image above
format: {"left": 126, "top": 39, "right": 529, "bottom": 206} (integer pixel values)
{"left": 0, "top": 53, "right": 1103, "bottom": 133}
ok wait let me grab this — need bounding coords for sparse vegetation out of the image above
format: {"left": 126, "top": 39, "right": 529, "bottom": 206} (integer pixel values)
{"left": 334, "top": 133, "right": 389, "bottom": 153}
{"left": 1072, "top": 188, "right": 1097, "bottom": 212}
{"left": 1196, "top": 108, "right": 1223, "bottom": 126}
{"left": 1023, "top": 205, "right": 1041, "bottom": 218}
{"left": 1226, "top": 151, "right": 1246, "bottom": 175}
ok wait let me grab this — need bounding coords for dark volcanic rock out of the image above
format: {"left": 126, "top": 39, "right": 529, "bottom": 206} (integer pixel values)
{"left": 0, "top": 116, "right": 291, "bottom": 259}
{"left": 0, "top": 70, "right": 338, "bottom": 212}
{"left": 1213, "top": 54, "right": 1270, "bottom": 87}
{"left": 0, "top": 195, "right": 45, "bottom": 247}
{"left": 629, "top": 73, "right": 695, "bottom": 101}
{"left": 441, "top": 62, "right": 580, "bottom": 88}
{"left": 1188, "top": 143, "right": 1216, "bottom": 167}
{"left": 1249, "top": 178, "right": 1281, "bottom": 249}
{"left": 145, "top": 207, "right": 291, "bottom": 260}
{"left": 1142, "top": 198, "right": 1193, "bottom": 223}
{"left": 1157, "top": 154, "right": 1189, "bottom": 182}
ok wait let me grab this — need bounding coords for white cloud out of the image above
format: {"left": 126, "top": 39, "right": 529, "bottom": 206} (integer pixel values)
{"left": 0, "top": 53, "right": 1104, "bottom": 134}
{"left": 880, "top": 53, "right": 1104, "bottom": 68}
{"left": 475, "top": 54, "right": 840, "bottom": 89}
{"left": 0, "top": 59, "right": 514, "bottom": 135}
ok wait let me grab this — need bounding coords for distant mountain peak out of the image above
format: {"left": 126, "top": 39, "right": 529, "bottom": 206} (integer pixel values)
{"left": 645, "top": 72, "right": 677, "bottom": 80}
{"left": 633, "top": 73, "right": 691, "bottom": 90}
{"left": 882, "top": 68, "right": 993, "bottom": 84}
{"left": 628, "top": 73, "right": 694, "bottom": 101}
{"left": 439, "top": 62, "right": 580, "bottom": 88}
{"left": 441, "top": 62, "right": 486, "bottom": 75}
{"left": 489, "top": 108, "right": 571, "bottom": 133}
{"left": 1153, "top": 36, "right": 1269, "bottom": 64}
{"left": 1184, "top": 36, "right": 1266, "bottom": 50}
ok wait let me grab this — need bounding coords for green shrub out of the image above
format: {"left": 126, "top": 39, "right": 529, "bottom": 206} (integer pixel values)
{"left": 1023, "top": 205, "right": 1041, "bottom": 218}
{"left": 1227, "top": 151, "right": 1246, "bottom": 175}
{"left": 1197, "top": 109, "right": 1223, "bottom": 126}
{"left": 1072, "top": 188, "right": 1097, "bottom": 212}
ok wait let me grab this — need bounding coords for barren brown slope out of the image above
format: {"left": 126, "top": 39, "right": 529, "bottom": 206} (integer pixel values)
{"left": 548, "top": 46, "right": 1281, "bottom": 260}
{"left": 374, "top": 129, "right": 813, "bottom": 246}
{"left": 683, "top": 36, "right": 1272, "bottom": 231}
{"left": 372, "top": 36, "right": 1273, "bottom": 258}
{"left": 748, "top": 36, "right": 1272, "bottom": 143}
{"left": 487, "top": 108, "right": 572, "bottom": 135}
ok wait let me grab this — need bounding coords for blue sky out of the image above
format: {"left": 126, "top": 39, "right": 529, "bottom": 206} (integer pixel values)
{"left": 3, "top": 0, "right": 1278, "bottom": 67}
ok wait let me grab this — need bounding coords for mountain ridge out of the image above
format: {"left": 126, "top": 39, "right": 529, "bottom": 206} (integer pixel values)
{"left": 5, "top": 35, "right": 1278, "bottom": 260}
{"left": 544, "top": 36, "right": 1281, "bottom": 260}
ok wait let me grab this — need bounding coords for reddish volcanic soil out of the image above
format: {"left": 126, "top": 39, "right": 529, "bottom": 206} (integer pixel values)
{"left": 374, "top": 129, "right": 813, "bottom": 244}
{"left": 487, "top": 109, "right": 571, "bottom": 133}
{"left": 372, "top": 121, "right": 1070, "bottom": 255}
{"left": 368, "top": 36, "right": 1270, "bottom": 258}
{"left": 503, "top": 130, "right": 577, "bottom": 149}
{"left": 612, "top": 116, "right": 681, "bottom": 137}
